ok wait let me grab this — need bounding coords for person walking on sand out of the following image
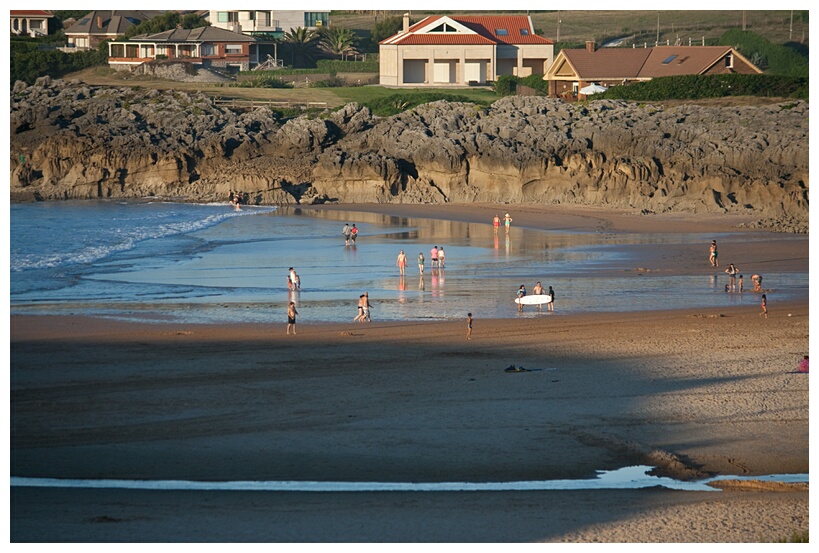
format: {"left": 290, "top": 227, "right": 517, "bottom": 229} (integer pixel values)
{"left": 286, "top": 301, "right": 298, "bottom": 335}
{"left": 504, "top": 213, "right": 513, "bottom": 233}
{"left": 493, "top": 214, "right": 501, "bottom": 235}
{"left": 342, "top": 223, "right": 351, "bottom": 246}
{"left": 418, "top": 252, "right": 425, "bottom": 275}
{"left": 760, "top": 294, "right": 768, "bottom": 318}
{"left": 466, "top": 313, "right": 473, "bottom": 340}
{"left": 517, "top": 284, "right": 526, "bottom": 311}
{"left": 709, "top": 240, "right": 718, "bottom": 267}
{"left": 438, "top": 247, "right": 445, "bottom": 268}
{"left": 350, "top": 224, "right": 358, "bottom": 245}
{"left": 430, "top": 246, "right": 439, "bottom": 269}
{"left": 548, "top": 285, "right": 555, "bottom": 311}
{"left": 397, "top": 250, "right": 407, "bottom": 276}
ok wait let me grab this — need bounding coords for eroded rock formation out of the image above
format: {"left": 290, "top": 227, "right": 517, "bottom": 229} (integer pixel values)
{"left": 10, "top": 78, "right": 809, "bottom": 231}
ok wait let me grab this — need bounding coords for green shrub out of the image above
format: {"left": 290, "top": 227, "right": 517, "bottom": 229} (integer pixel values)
{"left": 310, "top": 76, "right": 346, "bottom": 88}
{"left": 493, "top": 74, "right": 518, "bottom": 96}
{"left": 597, "top": 74, "right": 807, "bottom": 101}
{"left": 231, "top": 76, "right": 293, "bottom": 89}
{"left": 719, "top": 29, "right": 808, "bottom": 77}
{"left": 316, "top": 59, "right": 379, "bottom": 73}
{"left": 363, "top": 92, "right": 482, "bottom": 116}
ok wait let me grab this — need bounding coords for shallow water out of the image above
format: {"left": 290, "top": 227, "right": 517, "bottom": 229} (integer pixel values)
{"left": 10, "top": 200, "right": 808, "bottom": 324}
{"left": 9, "top": 466, "right": 808, "bottom": 493}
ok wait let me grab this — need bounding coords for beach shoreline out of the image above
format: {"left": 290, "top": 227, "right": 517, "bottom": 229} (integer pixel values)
{"left": 9, "top": 204, "right": 809, "bottom": 542}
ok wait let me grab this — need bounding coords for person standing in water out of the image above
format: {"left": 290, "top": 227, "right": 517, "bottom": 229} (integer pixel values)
{"left": 760, "top": 294, "right": 768, "bottom": 318}
{"left": 493, "top": 214, "right": 501, "bottom": 235}
{"left": 418, "top": 252, "right": 425, "bottom": 275}
{"left": 504, "top": 213, "right": 513, "bottom": 233}
{"left": 342, "top": 223, "right": 351, "bottom": 246}
{"left": 517, "top": 284, "right": 526, "bottom": 311}
{"left": 548, "top": 286, "right": 555, "bottom": 311}
{"left": 438, "top": 247, "right": 445, "bottom": 268}
{"left": 396, "top": 250, "right": 407, "bottom": 276}
{"left": 709, "top": 240, "right": 718, "bottom": 267}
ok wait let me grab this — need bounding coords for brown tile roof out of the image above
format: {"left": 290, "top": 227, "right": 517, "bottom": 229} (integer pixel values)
{"left": 383, "top": 14, "right": 552, "bottom": 46}
{"left": 639, "top": 46, "right": 737, "bottom": 77}
{"left": 558, "top": 45, "right": 754, "bottom": 80}
{"left": 129, "top": 26, "right": 258, "bottom": 43}
{"left": 560, "top": 48, "right": 652, "bottom": 79}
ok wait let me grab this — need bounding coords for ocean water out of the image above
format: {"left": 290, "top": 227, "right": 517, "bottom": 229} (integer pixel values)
{"left": 9, "top": 200, "right": 808, "bottom": 324}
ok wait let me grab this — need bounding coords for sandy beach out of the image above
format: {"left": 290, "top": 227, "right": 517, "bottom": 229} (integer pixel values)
{"left": 9, "top": 203, "right": 809, "bottom": 542}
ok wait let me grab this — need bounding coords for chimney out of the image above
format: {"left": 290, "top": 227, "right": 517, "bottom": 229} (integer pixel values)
{"left": 96, "top": 16, "right": 103, "bottom": 29}
{"left": 586, "top": 40, "right": 595, "bottom": 53}
{"left": 403, "top": 13, "right": 409, "bottom": 33}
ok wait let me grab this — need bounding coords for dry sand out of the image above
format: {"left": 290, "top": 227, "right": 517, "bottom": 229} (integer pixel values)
{"left": 9, "top": 203, "right": 809, "bottom": 543}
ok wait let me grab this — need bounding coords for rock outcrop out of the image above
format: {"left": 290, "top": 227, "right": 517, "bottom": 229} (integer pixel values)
{"left": 10, "top": 78, "right": 809, "bottom": 231}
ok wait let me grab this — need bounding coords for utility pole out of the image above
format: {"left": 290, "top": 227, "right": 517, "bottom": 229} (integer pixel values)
{"left": 742, "top": 11, "right": 746, "bottom": 31}
{"left": 556, "top": 11, "right": 560, "bottom": 43}
{"left": 656, "top": 12, "right": 660, "bottom": 45}
{"left": 790, "top": 10, "right": 793, "bottom": 41}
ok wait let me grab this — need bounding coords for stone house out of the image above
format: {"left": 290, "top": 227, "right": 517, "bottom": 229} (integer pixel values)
{"left": 546, "top": 41, "right": 763, "bottom": 99}
{"left": 379, "top": 14, "right": 554, "bottom": 87}
{"left": 108, "top": 26, "right": 262, "bottom": 71}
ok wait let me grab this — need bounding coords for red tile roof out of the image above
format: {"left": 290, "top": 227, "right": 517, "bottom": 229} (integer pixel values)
{"left": 383, "top": 14, "right": 552, "bottom": 46}
{"left": 10, "top": 10, "right": 54, "bottom": 17}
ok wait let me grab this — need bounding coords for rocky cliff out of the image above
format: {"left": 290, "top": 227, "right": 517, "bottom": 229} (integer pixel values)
{"left": 10, "top": 77, "right": 809, "bottom": 231}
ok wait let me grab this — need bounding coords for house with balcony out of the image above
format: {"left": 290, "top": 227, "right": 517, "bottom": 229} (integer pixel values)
{"left": 207, "top": 10, "right": 330, "bottom": 38}
{"left": 10, "top": 10, "right": 55, "bottom": 38}
{"left": 379, "top": 14, "right": 553, "bottom": 87}
{"left": 108, "top": 26, "right": 261, "bottom": 71}
{"left": 545, "top": 41, "right": 763, "bottom": 99}
{"left": 64, "top": 10, "right": 163, "bottom": 50}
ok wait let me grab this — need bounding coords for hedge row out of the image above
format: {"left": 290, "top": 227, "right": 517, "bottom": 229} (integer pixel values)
{"left": 597, "top": 74, "right": 808, "bottom": 101}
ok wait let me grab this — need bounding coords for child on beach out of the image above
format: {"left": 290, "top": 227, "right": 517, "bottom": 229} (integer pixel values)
{"left": 418, "top": 252, "right": 425, "bottom": 275}
{"left": 466, "top": 313, "right": 473, "bottom": 340}
{"left": 738, "top": 274, "right": 744, "bottom": 293}
{"left": 286, "top": 302, "right": 298, "bottom": 335}
{"left": 760, "top": 294, "right": 768, "bottom": 318}
{"left": 517, "top": 284, "right": 526, "bottom": 311}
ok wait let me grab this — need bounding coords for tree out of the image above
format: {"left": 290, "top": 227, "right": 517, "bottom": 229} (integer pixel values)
{"left": 371, "top": 15, "right": 407, "bottom": 43}
{"left": 319, "top": 27, "right": 359, "bottom": 60}
{"left": 282, "top": 26, "right": 321, "bottom": 68}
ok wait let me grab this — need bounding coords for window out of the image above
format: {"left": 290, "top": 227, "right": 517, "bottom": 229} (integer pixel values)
{"left": 225, "top": 44, "right": 243, "bottom": 55}
{"left": 429, "top": 23, "right": 457, "bottom": 33}
{"left": 725, "top": 54, "right": 734, "bottom": 68}
{"left": 304, "top": 12, "right": 328, "bottom": 27}
{"left": 520, "top": 29, "right": 529, "bottom": 35}
{"left": 495, "top": 29, "right": 508, "bottom": 36}
{"left": 217, "top": 12, "right": 238, "bottom": 23}
{"left": 201, "top": 44, "right": 216, "bottom": 56}
{"left": 662, "top": 55, "right": 677, "bottom": 64}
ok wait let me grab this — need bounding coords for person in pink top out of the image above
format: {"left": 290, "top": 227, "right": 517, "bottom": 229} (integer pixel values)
{"left": 430, "top": 246, "right": 439, "bottom": 269}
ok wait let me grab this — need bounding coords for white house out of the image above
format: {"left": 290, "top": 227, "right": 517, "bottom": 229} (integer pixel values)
{"left": 379, "top": 14, "right": 554, "bottom": 87}
{"left": 207, "top": 10, "right": 330, "bottom": 38}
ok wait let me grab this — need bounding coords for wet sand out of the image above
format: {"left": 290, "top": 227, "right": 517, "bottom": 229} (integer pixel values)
{"left": 9, "top": 203, "right": 809, "bottom": 542}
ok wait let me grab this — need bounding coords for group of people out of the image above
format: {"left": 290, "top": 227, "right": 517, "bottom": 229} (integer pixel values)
{"left": 229, "top": 190, "right": 250, "bottom": 207}
{"left": 353, "top": 292, "right": 372, "bottom": 323}
{"left": 516, "top": 281, "right": 555, "bottom": 312}
{"left": 710, "top": 241, "right": 767, "bottom": 317}
{"left": 493, "top": 213, "right": 514, "bottom": 234}
{"left": 341, "top": 223, "right": 359, "bottom": 246}
{"left": 287, "top": 267, "right": 301, "bottom": 291}
{"left": 409, "top": 246, "right": 446, "bottom": 276}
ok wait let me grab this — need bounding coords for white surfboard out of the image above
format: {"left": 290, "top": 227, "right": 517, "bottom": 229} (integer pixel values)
{"left": 515, "top": 295, "right": 552, "bottom": 305}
